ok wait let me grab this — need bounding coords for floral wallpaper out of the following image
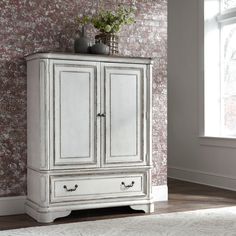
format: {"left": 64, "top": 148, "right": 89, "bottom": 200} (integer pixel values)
{"left": 0, "top": 0, "right": 167, "bottom": 197}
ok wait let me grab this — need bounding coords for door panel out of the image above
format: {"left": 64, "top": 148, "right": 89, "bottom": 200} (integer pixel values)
{"left": 110, "top": 74, "right": 137, "bottom": 156}
{"left": 102, "top": 63, "right": 146, "bottom": 166}
{"left": 53, "top": 62, "right": 99, "bottom": 168}
{"left": 60, "top": 72, "right": 90, "bottom": 158}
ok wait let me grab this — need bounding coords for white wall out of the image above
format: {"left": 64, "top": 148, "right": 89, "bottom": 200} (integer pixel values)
{"left": 168, "top": 0, "right": 236, "bottom": 191}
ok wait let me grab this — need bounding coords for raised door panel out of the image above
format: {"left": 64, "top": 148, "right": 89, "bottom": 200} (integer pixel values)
{"left": 53, "top": 61, "right": 100, "bottom": 168}
{"left": 102, "top": 63, "right": 146, "bottom": 166}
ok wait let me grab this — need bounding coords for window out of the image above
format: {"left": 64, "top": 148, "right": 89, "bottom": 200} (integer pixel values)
{"left": 204, "top": 0, "right": 236, "bottom": 137}
{"left": 222, "top": 0, "right": 236, "bottom": 10}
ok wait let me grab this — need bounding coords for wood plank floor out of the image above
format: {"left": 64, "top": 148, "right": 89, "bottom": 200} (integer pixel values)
{"left": 1, "top": 178, "right": 236, "bottom": 230}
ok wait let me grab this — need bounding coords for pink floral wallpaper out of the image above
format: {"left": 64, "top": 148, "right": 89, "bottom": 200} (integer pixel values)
{"left": 0, "top": 0, "right": 167, "bottom": 197}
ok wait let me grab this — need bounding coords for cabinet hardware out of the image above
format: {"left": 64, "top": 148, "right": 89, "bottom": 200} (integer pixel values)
{"left": 97, "top": 113, "right": 106, "bottom": 117}
{"left": 63, "top": 184, "right": 78, "bottom": 192}
{"left": 120, "top": 181, "right": 135, "bottom": 190}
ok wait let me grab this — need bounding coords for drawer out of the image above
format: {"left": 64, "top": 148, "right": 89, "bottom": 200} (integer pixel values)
{"left": 50, "top": 173, "right": 146, "bottom": 203}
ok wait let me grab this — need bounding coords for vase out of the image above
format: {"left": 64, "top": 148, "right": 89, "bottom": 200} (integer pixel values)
{"left": 90, "top": 42, "right": 109, "bottom": 55}
{"left": 95, "top": 33, "right": 119, "bottom": 55}
{"left": 74, "top": 26, "right": 91, "bottom": 53}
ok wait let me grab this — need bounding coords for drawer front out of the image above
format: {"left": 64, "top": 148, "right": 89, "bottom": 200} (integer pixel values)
{"left": 50, "top": 173, "right": 146, "bottom": 203}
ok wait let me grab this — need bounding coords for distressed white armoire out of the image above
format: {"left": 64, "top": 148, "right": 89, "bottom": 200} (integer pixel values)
{"left": 26, "top": 53, "right": 153, "bottom": 223}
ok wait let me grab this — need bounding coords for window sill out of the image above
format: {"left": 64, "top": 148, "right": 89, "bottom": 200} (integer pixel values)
{"left": 199, "top": 136, "right": 236, "bottom": 148}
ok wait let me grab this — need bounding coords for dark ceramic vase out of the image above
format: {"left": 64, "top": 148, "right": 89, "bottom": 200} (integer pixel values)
{"left": 90, "top": 42, "right": 109, "bottom": 55}
{"left": 74, "top": 26, "right": 90, "bottom": 53}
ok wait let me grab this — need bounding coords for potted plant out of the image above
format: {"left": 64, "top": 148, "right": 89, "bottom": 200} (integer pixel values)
{"left": 77, "top": 6, "right": 136, "bottom": 55}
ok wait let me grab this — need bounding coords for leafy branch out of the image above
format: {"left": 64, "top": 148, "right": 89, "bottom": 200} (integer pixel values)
{"left": 76, "top": 6, "right": 136, "bottom": 34}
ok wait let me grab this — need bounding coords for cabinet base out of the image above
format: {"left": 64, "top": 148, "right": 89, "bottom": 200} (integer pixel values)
{"left": 25, "top": 200, "right": 154, "bottom": 223}
{"left": 25, "top": 204, "right": 71, "bottom": 223}
{"left": 130, "top": 203, "right": 154, "bottom": 213}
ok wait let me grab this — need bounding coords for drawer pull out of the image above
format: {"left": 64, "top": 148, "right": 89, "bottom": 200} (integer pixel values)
{"left": 121, "top": 181, "right": 135, "bottom": 190}
{"left": 63, "top": 184, "right": 78, "bottom": 192}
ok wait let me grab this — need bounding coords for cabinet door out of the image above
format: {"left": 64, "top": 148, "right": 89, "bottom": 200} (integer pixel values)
{"left": 53, "top": 61, "right": 100, "bottom": 168}
{"left": 102, "top": 63, "right": 146, "bottom": 166}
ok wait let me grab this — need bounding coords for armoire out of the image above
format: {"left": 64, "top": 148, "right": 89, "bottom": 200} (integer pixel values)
{"left": 26, "top": 53, "right": 154, "bottom": 223}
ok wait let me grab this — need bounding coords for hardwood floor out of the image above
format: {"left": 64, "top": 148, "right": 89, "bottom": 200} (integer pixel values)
{"left": 1, "top": 178, "right": 236, "bottom": 231}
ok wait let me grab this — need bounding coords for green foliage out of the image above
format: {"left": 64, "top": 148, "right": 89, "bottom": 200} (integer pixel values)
{"left": 77, "top": 15, "right": 91, "bottom": 25}
{"left": 76, "top": 6, "right": 136, "bottom": 33}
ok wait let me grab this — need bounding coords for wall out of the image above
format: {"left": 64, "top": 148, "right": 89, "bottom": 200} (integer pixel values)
{"left": 0, "top": 0, "right": 167, "bottom": 197}
{"left": 168, "top": 0, "right": 236, "bottom": 191}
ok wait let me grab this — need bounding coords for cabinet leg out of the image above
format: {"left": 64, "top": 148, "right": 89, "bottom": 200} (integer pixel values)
{"left": 130, "top": 203, "right": 154, "bottom": 213}
{"left": 25, "top": 204, "right": 71, "bottom": 223}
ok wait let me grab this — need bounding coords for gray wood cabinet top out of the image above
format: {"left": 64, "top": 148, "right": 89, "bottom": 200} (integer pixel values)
{"left": 26, "top": 52, "right": 153, "bottom": 65}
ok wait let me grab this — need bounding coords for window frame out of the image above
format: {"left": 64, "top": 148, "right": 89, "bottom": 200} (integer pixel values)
{"left": 202, "top": 0, "right": 236, "bottom": 141}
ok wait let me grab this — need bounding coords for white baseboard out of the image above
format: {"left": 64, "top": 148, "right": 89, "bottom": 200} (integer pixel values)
{"left": 168, "top": 166, "right": 236, "bottom": 192}
{"left": 152, "top": 185, "right": 168, "bottom": 202}
{"left": 0, "top": 196, "right": 26, "bottom": 216}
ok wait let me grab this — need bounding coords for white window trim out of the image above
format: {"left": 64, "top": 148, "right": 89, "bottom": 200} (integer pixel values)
{"left": 217, "top": 11, "right": 236, "bottom": 24}
{"left": 199, "top": 0, "right": 236, "bottom": 147}
{"left": 199, "top": 136, "right": 236, "bottom": 148}
{"left": 198, "top": 0, "right": 205, "bottom": 138}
